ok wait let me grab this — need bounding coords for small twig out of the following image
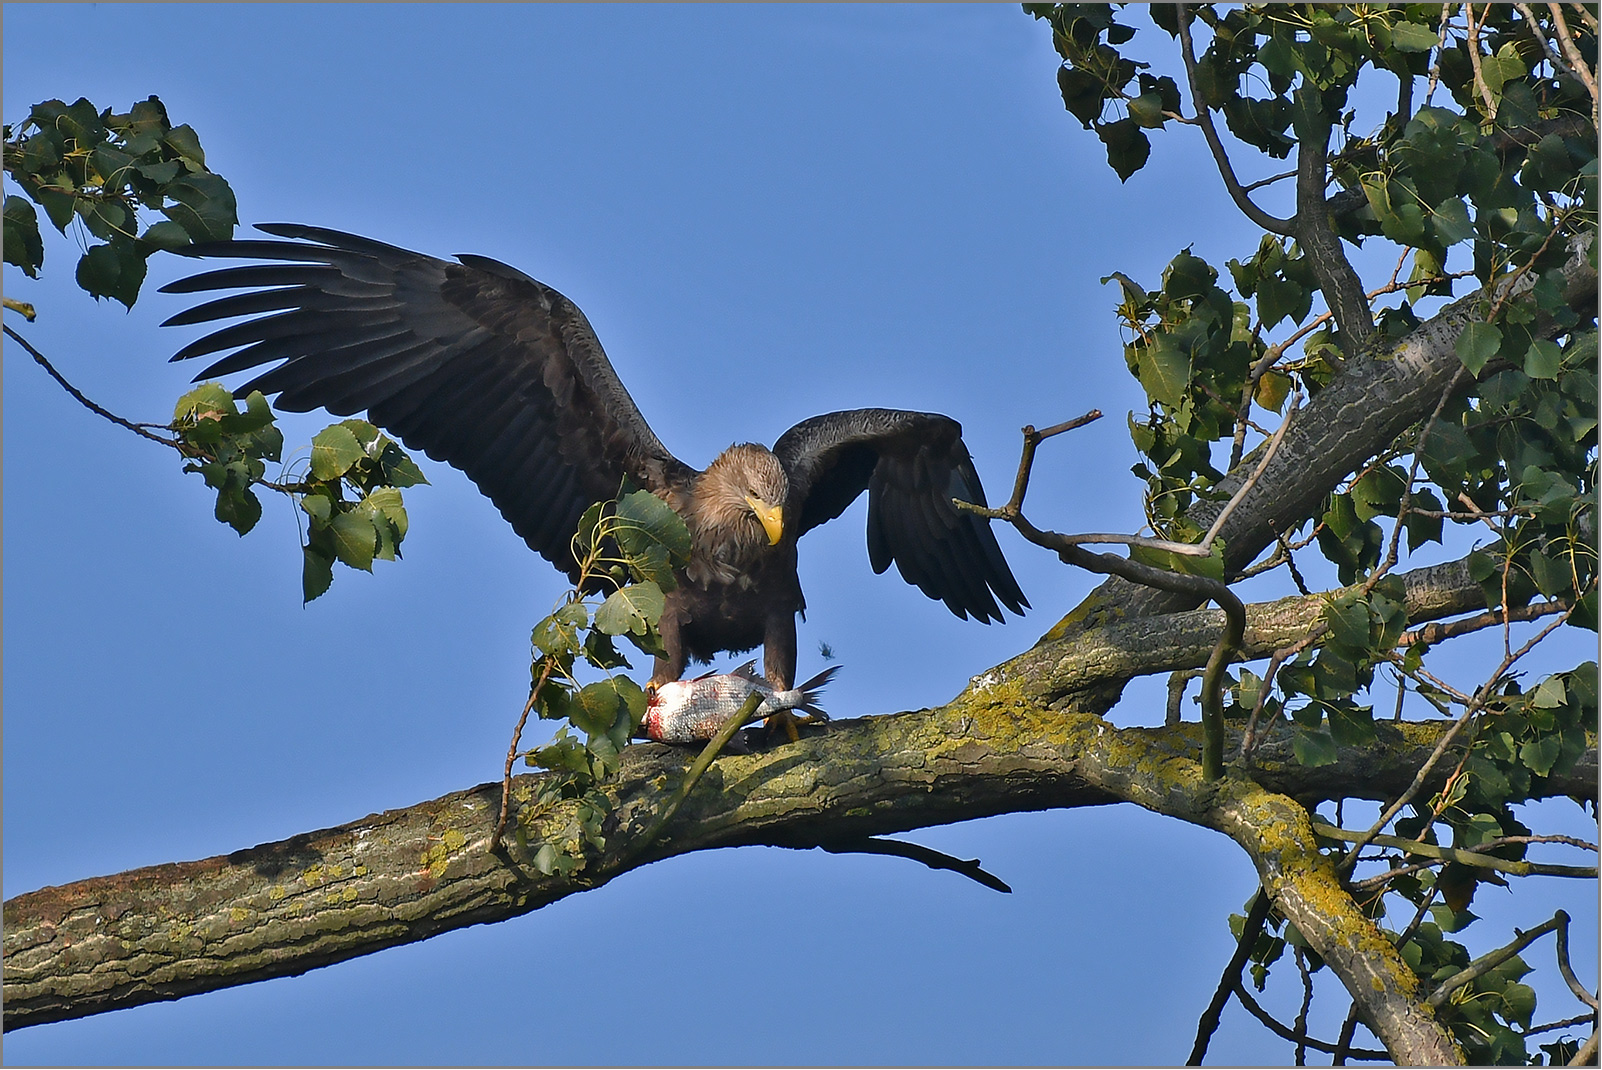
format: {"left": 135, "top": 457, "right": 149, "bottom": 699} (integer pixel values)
{"left": 1293, "top": 946, "right": 1314, "bottom": 1066}
{"left": 1240, "top": 168, "right": 1298, "bottom": 193}
{"left": 1366, "top": 366, "right": 1466, "bottom": 593}
{"left": 815, "top": 837, "right": 1012, "bottom": 894}
{"left": 3, "top": 296, "right": 37, "bottom": 321}
{"left": 489, "top": 659, "right": 555, "bottom": 853}
{"left": 1316, "top": 822, "right": 1600, "bottom": 880}
{"left": 1175, "top": 4, "right": 1295, "bottom": 236}
{"left": 1466, "top": 4, "right": 1501, "bottom": 120}
{"left": 1188, "top": 888, "right": 1272, "bottom": 1065}
{"left": 1229, "top": 981, "right": 1390, "bottom": 1060}
{"left": 1517, "top": 3, "right": 1586, "bottom": 83}
{"left": 1425, "top": 912, "right": 1572, "bottom": 1010}
{"left": 1201, "top": 391, "right": 1300, "bottom": 551}
{"left": 1425, "top": 4, "right": 1453, "bottom": 107}
{"left": 1526, "top": 1013, "right": 1600, "bottom": 1039}
{"left": 1167, "top": 669, "right": 1201, "bottom": 726}
{"left": 1570, "top": 1032, "right": 1600, "bottom": 1067}
{"left": 1332, "top": 1000, "right": 1364, "bottom": 1065}
{"left": 1545, "top": 2, "right": 1600, "bottom": 115}
{"left": 5, "top": 324, "right": 178, "bottom": 448}
{"left": 1398, "top": 599, "right": 1570, "bottom": 647}
{"left": 1556, "top": 908, "right": 1602, "bottom": 1010}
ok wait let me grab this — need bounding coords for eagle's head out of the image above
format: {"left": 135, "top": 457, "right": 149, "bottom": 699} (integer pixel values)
{"left": 695, "top": 443, "right": 790, "bottom": 551}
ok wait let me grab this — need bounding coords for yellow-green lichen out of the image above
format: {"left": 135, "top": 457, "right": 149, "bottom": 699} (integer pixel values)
{"left": 229, "top": 907, "right": 250, "bottom": 924}
{"left": 268, "top": 885, "right": 287, "bottom": 901}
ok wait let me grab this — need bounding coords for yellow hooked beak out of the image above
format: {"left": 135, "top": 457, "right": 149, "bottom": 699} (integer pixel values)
{"left": 746, "top": 496, "right": 785, "bottom": 546}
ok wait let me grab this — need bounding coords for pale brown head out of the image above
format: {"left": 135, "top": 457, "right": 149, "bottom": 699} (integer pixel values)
{"left": 692, "top": 443, "right": 790, "bottom": 553}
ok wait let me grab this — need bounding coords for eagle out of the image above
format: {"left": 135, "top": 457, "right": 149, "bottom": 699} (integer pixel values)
{"left": 160, "top": 224, "right": 1028, "bottom": 691}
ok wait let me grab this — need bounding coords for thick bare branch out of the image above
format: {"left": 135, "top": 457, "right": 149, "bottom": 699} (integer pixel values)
{"left": 6, "top": 659, "right": 1593, "bottom": 1036}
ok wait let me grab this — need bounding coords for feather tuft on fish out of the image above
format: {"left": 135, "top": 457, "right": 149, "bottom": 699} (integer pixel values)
{"left": 641, "top": 661, "right": 841, "bottom": 743}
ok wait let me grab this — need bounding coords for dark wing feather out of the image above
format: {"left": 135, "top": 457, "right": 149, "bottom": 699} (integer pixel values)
{"left": 773, "top": 409, "right": 1027, "bottom": 622}
{"left": 159, "top": 223, "right": 696, "bottom": 579}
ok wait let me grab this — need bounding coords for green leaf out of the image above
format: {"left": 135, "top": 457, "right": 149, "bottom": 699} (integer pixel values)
{"left": 571, "top": 679, "right": 628, "bottom": 737}
{"left": 1518, "top": 735, "right": 1561, "bottom": 777}
{"left": 3, "top": 196, "right": 44, "bottom": 277}
{"left": 310, "top": 424, "right": 365, "bottom": 480}
{"left": 1292, "top": 726, "right": 1338, "bottom": 767}
{"left": 160, "top": 171, "right": 237, "bottom": 242}
{"left": 139, "top": 219, "right": 192, "bottom": 251}
{"left": 1500, "top": 982, "right": 1537, "bottom": 1030}
{"left": 328, "top": 509, "right": 376, "bottom": 571}
{"left": 213, "top": 485, "right": 262, "bottom": 536}
{"left": 532, "top": 601, "right": 588, "bottom": 657}
{"left": 1523, "top": 338, "right": 1561, "bottom": 380}
{"left": 362, "top": 486, "right": 408, "bottom": 539}
{"left": 74, "top": 237, "right": 146, "bottom": 308}
{"left": 1254, "top": 370, "right": 1291, "bottom": 414}
{"left": 594, "top": 582, "right": 666, "bottom": 636}
{"left": 1428, "top": 197, "right": 1473, "bottom": 247}
{"left": 1454, "top": 322, "right": 1501, "bottom": 375}
{"left": 582, "top": 630, "right": 631, "bottom": 671}
{"left": 377, "top": 442, "right": 428, "bottom": 487}
{"left": 1127, "top": 92, "right": 1166, "bottom": 129}
{"left": 1388, "top": 21, "right": 1439, "bottom": 52}
{"left": 1322, "top": 595, "right": 1371, "bottom": 651}
{"left": 613, "top": 490, "right": 690, "bottom": 588}
{"left": 1531, "top": 676, "right": 1566, "bottom": 709}
{"left": 302, "top": 546, "right": 334, "bottom": 602}
{"left": 161, "top": 124, "right": 206, "bottom": 166}
{"left": 1136, "top": 334, "right": 1192, "bottom": 408}
{"left": 1096, "top": 118, "right": 1150, "bottom": 182}
{"left": 1326, "top": 702, "right": 1375, "bottom": 747}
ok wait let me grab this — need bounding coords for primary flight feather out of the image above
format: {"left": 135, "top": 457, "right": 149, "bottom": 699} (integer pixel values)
{"left": 161, "top": 224, "right": 1027, "bottom": 689}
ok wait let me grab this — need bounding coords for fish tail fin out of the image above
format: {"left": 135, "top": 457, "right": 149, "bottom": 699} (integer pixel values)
{"left": 794, "top": 664, "right": 841, "bottom": 720}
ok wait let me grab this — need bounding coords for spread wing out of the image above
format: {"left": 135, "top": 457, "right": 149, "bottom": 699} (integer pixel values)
{"left": 159, "top": 224, "right": 696, "bottom": 579}
{"left": 773, "top": 409, "right": 1027, "bottom": 623}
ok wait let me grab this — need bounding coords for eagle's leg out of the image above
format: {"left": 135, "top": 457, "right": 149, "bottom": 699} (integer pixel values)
{"left": 763, "top": 613, "right": 801, "bottom": 743}
{"left": 650, "top": 602, "right": 688, "bottom": 689}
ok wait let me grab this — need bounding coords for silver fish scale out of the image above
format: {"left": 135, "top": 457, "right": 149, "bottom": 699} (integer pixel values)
{"left": 643, "top": 673, "right": 783, "bottom": 743}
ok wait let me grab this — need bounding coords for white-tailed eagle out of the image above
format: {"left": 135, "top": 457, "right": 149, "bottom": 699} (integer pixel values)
{"left": 162, "top": 224, "right": 1027, "bottom": 689}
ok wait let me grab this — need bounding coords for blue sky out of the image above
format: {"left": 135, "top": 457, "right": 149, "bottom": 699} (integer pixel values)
{"left": 4, "top": 5, "right": 1595, "bottom": 1064}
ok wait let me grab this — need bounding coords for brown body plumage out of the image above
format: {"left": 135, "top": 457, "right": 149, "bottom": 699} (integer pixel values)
{"left": 163, "top": 225, "right": 1028, "bottom": 691}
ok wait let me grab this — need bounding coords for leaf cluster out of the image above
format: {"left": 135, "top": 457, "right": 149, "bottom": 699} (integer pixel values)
{"left": 1030, "top": 6, "right": 1597, "bottom": 1059}
{"left": 4, "top": 95, "right": 237, "bottom": 307}
{"left": 170, "top": 383, "right": 429, "bottom": 603}
{"left": 515, "top": 489, "right": 692, "bottom": 875}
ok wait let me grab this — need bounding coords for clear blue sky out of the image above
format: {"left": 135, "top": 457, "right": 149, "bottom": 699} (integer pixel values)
{"left": 4, "top": 5, "right": 1594, "bottom": 1064}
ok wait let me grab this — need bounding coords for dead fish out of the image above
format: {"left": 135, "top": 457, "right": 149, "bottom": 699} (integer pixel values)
{"left": 641, "top": 661, "right": 841, "bottom": 743}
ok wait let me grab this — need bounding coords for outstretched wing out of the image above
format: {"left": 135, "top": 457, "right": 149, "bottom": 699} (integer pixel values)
{"left": 773, "top": 409, "right": 1027, "bottom": 623}
{"left": 160, "top": 224, "right": 696, "bottom": 579}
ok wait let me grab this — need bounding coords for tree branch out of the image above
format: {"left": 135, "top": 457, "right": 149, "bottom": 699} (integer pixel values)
{"left": 1188, "top": 887, "right": 1270, "bottom": 1064}
{"left": 1174, "top": 5, "right": 1296, "bottom": 236}
{"left": 6, "top": 665, "right": 1591, "bottom": 1034}
{"left": 1292, "top": 88, "right": 1374, "bottom": 352}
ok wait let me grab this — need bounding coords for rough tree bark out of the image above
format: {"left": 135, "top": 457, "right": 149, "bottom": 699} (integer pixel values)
{"left": 4, "top": 247, "right": 1597, "bottom": 1063}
